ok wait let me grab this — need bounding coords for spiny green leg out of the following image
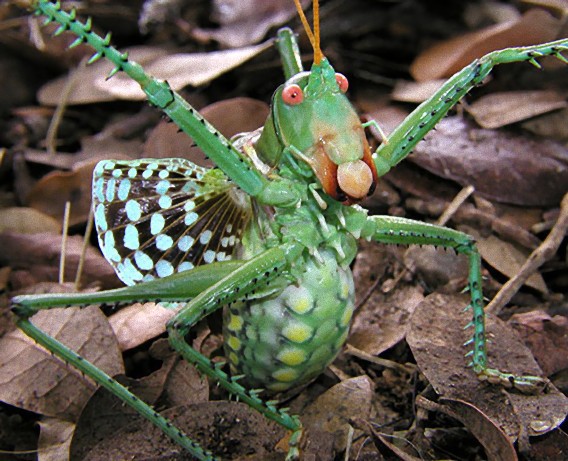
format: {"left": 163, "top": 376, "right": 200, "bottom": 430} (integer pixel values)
{"left": 10, "top": 260, "right": 253, "bottom": 461}
{"left": 166, "top": 246, "right": 303, "bottom": 460}
{"left": 15, "top": 318, "right": 216, "bottom": 460}
{"left": 31, "top": 0, "right": 299, "bottom": 208}
{"left": 362, "top": 215, "right": 547, "bottom": 393}
{"left": 372, "top": 39, "right": 568, "bottom": 175}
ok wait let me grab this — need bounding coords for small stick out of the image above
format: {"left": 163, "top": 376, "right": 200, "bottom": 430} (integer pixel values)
{"left": 74, "top": 203, "right": 94, "bottom": 290}
{"left": 46, "top": 58, "right": 87, "bottom": 156}
{"left": 486, "top": 192, "right": 568, "bottom": 315}
{"left": 437, "top": 185, "right": 475, "bottom": 226}
{"left": 59, "top": 201, "right": 71, "bottom": 284}
{"left": 344, "top": 344, "right": 416, "bottom": 374}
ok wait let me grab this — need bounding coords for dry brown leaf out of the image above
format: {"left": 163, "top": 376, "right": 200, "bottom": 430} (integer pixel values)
{"left": 26, "top": 160, "right": 97, "bottom": 226}
{"left": 437, "top": 398, "right": 518, "bottom": 461}
{"left": 162, "top": 359, "right": 209, "bottom": 408}
{"left": 408, "top": 293, "right": 568, "bottom": 441}
{"left": 410, "top": 117, "right": 568, "bottom": 206}
{"left": 0, "top": 306, "right": 124, "bottom": 421}
{"left": 302, "top": 376, "right": 373, "bottom": 453}
{"left": 108, "top": 302, "right": 176, "bottom": 351}
{"left": 37, "top": 417, "right": 75, "bottom": 461}
{"left": 194, "top": 0, "right": 310, "bottom": 47}
{"left": 38, "top": 42, "right": 271, "bottom": 105}
{"left": 474, "top": 233, "right": 548, "bottom": 293}
{"left": 0, "top": 232, "right": 120, "bottom": 290}
{"left": 522, "top": 107, "right": 568, "bottom": 142}
{"left": 0, "top": 207, "right": 60, "bottom": 234}
{"left": 521, "top": 0, "right": 568, "bottom": 16}
{"left": 509, "top": 310, "right": 568, "bottom": 376}
{"left": 410, "top": 9, "right": 561, "bottom": 81}
{"left": 349, "top": 284, "right": 424, "bottom": 355}
{"left": 466, "top": 90, "right": 567, "bottom": 129}
{"left": 143, "top": 97, "right": 270, "bottom": 162}
{"left": 391, "top": 79, "right": 445, "bottom": 103}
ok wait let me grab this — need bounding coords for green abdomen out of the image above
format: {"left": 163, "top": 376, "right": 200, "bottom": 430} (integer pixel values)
{"left": 223, "top": 250, "right": 355, "bottom": 393}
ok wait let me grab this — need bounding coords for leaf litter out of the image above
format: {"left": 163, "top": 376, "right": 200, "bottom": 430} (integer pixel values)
{"left": 0, "top": 0, "right": 567, "bottom": 459}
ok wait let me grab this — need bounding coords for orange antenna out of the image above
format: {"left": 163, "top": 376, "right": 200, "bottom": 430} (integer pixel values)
{"left": 313, "top": 0, "right": 322, "bottom": 64}
{"left": 293, "top": 0, "right": 323, "bottom": 65}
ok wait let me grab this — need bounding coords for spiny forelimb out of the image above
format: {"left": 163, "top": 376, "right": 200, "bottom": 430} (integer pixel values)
{"left": 374, "top": 39, "right": 568, "bottom": 175}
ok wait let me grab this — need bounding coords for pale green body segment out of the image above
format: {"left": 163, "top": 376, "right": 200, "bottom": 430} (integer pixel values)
{"left": 224, "top": 248, "right": 354, "bottom": 392}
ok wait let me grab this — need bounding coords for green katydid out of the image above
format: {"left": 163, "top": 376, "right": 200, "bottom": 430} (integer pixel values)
{"left": 7, "top": 0, "right": 568, "bottom": 459}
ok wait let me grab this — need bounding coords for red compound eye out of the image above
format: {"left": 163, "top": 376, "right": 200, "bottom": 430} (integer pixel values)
{"left": 335, "top": 73, "right": 348, "bottom": 93}
{"left": 282, "top": 84, "right": 304, "bottom": 105}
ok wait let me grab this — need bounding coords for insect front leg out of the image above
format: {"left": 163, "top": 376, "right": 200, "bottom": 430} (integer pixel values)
{"left": 30, "top": 0, "right": 300, "bottom": 208}
{"left": 371, "top": 39, "right": 568, "bottom": 176}
{"left": 360, "top": 215, "right": 547, "bottom": 393}
{"left": 166, "top": 246, "right": 303, "bottom": 460}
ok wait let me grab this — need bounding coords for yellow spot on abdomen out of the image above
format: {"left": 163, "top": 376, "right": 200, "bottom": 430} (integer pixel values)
{"left": 227, "top": 314, "right": 243, "bottom": 332}
{"left": 277, "top": 348, "right": 307, "bottom": 366}
{"left": 282, "top": 322, "right": 313, "bottom": 343}
{"left": 272, "top": 368, "right": 299, "bottom": 382}
{"left": 229, "top": 352, "right": 239, "bottom": 365}
{"left": 284, "top": 286, "right": 314, "bottom": 314}
{"left": 227, "top": 336, "right": 241, "bottom": 351}
{"left": 266, "top": 381, "right": 292, "bottom": 392}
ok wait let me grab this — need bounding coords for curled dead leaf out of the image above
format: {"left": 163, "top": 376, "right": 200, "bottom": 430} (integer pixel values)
{"left": 26, "top": 160, "right": 97, "bottom": 226}
{"left": 194, "top": 0, "right": 310, "bottom": 47}
{"left": 302, "top": 376, "right": 373, "bottom": 454}
{"left": 0, "top": 207, "right": 60, "bottom": 234}
{"left": 143, "top": 97, "right": 270, "bottom": 164}
{"left": 411, "top": 117, "right": 568, "bottom": 206}
{"left": 466, "top": 90, "right": 567, "bottom": 129}
{"left": 38, "top": 43, "right": 272, "bottom": 105}
{"left": 410, "top": 9, "right": 561, "bottom": 81}
{"left": 109, "top": 302, "right": 176, "bottom": 351}
{"left": 471, "top": 231, "right": 548, "bottom": 294}
{"left": 407, "top": 293, "right": 568, "bottom": 441}
{"left": 0, "top": 306, "right": 124, "bottom": 421}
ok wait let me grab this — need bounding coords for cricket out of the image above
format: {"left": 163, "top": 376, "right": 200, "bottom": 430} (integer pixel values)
{"left": 5, "top": 0, "right": 568, "bottom": 459}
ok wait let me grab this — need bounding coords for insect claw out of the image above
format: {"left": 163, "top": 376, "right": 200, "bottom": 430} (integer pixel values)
{"left": 84, "top": 17, "right": 92, "bottom": 32}
{"left": 463, "top": 321, "right": 474, "bottom": 330}
{"left": 463, "top": 338, "right": 474, "bottom": 347}
{"left": 42, "top": 16, "right": 53, "bottom": 26}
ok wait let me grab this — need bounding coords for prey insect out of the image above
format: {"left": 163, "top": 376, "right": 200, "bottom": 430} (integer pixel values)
{"left": 9, "top": 0, "right": 568, "bottom": 459}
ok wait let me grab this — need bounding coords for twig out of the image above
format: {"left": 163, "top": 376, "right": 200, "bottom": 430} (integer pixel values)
{"left": 436, "top": 184, "right": 475, "bottom": 226}
{"left": 486, "top": 193, "right": 568, "bottom": 315}
{"left": 59, "top": 201, "right": 71, "bottom": 284}
{"left": 46, "top": 58, "right": 87, "bottom": 156}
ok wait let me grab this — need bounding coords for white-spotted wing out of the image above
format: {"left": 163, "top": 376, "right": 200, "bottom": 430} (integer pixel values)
{"left": 92, "top": 158, "right": 251, "bottom": 286}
